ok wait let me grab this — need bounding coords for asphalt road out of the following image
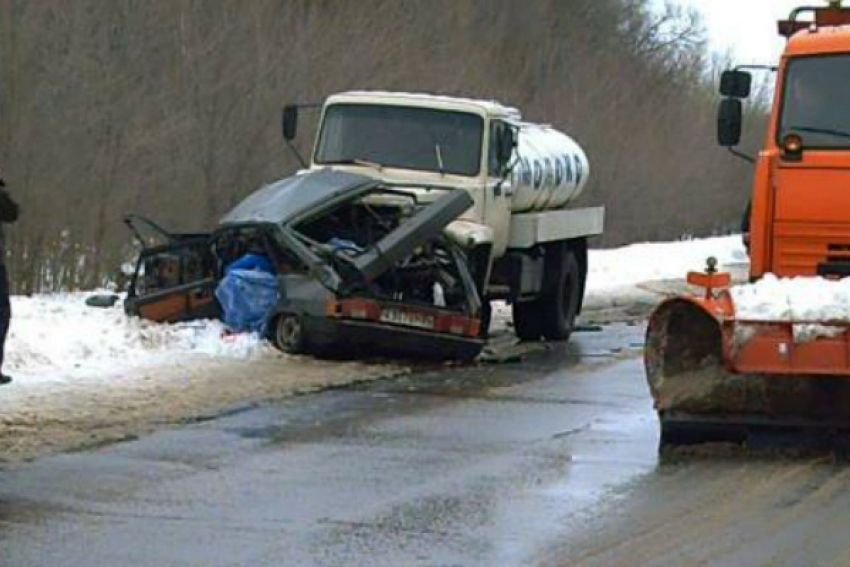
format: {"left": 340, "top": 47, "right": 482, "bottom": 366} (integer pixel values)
{"left": 1, "top": 323, "right": 847, "bottom": 567}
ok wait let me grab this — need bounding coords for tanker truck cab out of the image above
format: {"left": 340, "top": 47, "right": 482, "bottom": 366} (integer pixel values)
{"left": 308, "top": 92, "right": 521, "bottom": 256}
{"left": 284, "top": 91, "right": 604, "bottom": 341}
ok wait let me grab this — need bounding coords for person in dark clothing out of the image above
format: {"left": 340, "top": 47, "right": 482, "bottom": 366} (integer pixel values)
{"left": 0, "top": 169, "right": 19, "bottom": 385}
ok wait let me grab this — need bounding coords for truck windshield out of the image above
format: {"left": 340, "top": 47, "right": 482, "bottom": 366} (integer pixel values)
{"left": 314, "top": 104, "right": 484, "bottom": 176}
{"left": 779, "top": 55, "right": 850, "bottom": 148}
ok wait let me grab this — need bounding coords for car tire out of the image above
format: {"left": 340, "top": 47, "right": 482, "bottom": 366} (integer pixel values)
{"left": 273, "top": 313, "right": 307, "bottom": 354}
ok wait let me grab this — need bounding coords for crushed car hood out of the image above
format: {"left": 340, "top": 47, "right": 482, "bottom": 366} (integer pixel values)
{"left": 218, "top": 166, "right": 475, "bottom": 297}
{"left": 219, "top": 169, "right": 377, "bottom": 226}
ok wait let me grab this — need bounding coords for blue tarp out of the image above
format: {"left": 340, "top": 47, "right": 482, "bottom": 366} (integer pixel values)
{"left": 224, "top": 253, "right": 274, "bottom": 275}
{"left": 327, "top": 237, "right": 363, "bottom": 256}
{"left": 216, "top": 256, "right": 279, "bottom": 333}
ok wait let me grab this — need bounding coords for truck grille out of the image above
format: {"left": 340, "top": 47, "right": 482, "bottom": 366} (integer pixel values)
{"left": 827, "top": 243, "right": 850, "bottom": 263}
{"left": 773, "top": 222, "right": 850, "bottom": 276}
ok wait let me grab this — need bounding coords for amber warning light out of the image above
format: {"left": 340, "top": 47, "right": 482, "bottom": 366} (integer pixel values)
{"left": 783, "top": 134, "right": 804, "bottom": 156}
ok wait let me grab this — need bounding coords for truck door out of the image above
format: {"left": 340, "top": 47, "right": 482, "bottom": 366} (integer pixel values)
{"left": 485, "top": 120, "right": 514, "bottom": 257}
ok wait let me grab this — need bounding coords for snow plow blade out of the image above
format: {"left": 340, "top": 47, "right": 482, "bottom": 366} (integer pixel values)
{"left": 645, "top": 295, "right": 850, "bottom": 450}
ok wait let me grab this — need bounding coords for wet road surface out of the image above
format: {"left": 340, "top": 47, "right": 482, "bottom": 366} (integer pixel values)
{"left": 542, "top": 453, "right": 850, "bottom": 567}
{"left": 0, "top": 324, "right": 655, "bottom": 566}
{"left": 1, "top": 323, "right": 847, "bottom": 566}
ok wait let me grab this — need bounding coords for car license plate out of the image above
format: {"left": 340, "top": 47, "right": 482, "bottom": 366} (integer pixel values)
{"left": 379, "top": 308, "right": 435, "bottom": 330}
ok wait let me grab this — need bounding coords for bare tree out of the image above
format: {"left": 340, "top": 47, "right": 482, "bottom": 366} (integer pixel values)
{"left": 0, "top": 0, "right": 758, "bottom": 292}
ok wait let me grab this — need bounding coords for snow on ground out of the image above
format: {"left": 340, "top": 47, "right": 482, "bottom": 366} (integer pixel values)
{"left": 491, "top": 235, "right": 747, "bottom": 331}
{"left": 5, "top": 235, "right": 748, "bottom": 385}
{"left": 3, "top": 236, "right": 747, "bottom": 385}
{"left": 586, "top": 234, "right": 747, "bottom": 294}
{"left": 6, "top": 294, "right": 276, "bottom": 385}
{"left": 578, "top": 234, "right": 748, "bottom": 321}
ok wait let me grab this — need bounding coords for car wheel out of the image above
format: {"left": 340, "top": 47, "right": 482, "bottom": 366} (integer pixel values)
{"left": 274, "top": 313, "right": 307, "bottom": 354}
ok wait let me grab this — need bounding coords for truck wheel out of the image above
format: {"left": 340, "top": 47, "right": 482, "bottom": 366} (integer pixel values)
{"left": 540, "top": 250, "right": 581, "bottom": 341}
{"left": 273, "top": 313, "right": 307, "bottom": 354}
{"left": 513, "top": 300, "right": 544, "bottom": 341}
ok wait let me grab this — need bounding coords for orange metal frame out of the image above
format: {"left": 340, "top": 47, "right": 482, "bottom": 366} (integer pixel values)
{"left": 728, "top": 319, "right": 850, "bottom": 376}
{"left": 682, "top": 275, "right": 850, "bottom": 377}
{"left": 683, "top": 265, "right": 850, "bottom": 379}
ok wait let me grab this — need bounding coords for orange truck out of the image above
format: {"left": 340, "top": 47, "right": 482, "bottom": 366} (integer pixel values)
{"left": 645, "top": 2, "right": 850, "bottom": 449}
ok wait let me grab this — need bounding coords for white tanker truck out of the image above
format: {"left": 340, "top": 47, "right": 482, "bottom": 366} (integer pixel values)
{"left": 125, "top": 91, "right": 604, "bottom": 360}
{"left": 283, "top": 91, "right": 604, "bottom": 343}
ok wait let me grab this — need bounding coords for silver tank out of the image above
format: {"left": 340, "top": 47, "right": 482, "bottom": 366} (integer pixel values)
{"left": 508, "top": 124, "right": 590, "bottom": 212}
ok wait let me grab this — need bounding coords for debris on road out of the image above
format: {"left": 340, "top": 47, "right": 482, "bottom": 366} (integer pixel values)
{"left": 478, "top": 333, "right": 551, "bottom": 364}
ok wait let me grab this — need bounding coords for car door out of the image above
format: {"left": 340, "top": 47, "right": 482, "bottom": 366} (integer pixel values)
{"left": 123, "top": 215, "right": 219, "bottom": 323}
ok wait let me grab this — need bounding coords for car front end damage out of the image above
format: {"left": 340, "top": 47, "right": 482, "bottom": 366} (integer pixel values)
{"left": 274, "top": 294, "right": 484, "bottom": 361}
{"left": 125, "top": 170, "right": 486, "bottom": 361}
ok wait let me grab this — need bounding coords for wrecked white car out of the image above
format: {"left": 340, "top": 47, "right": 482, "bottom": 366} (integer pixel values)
{"left": 124, "top": 169, "right": 486, "bottom": 361}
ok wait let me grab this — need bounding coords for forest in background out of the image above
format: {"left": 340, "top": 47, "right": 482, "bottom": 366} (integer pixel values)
{"left": 0, "top": 0, "right": 765, "bottom": 292}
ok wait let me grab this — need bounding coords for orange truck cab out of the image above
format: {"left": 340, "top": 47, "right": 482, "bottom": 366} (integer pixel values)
{"left": 721, "top": 3, "right": 850, "bottom": 280}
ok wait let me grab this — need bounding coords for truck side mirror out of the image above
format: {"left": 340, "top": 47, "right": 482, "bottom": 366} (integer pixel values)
{"left": 282, "top": 105, "right": 299, "bottom": 141}
{"left": 718, "top": 98, "right": 743, "bottom": 147}
{"left": 720, "top": 70, "right": 752, "bottom": 99}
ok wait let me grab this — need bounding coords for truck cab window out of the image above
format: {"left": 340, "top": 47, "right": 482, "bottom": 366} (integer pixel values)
{"left": 779, "top": 55, "right": 850, "bottom": 148}
{"left": 315, "top": 104, "right": 484, "bottom": 176}
{"left": 488, "top": 120, "right": 507, "bottom": 176}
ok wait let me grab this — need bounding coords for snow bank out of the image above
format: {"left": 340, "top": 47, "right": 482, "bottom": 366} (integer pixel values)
{"left": 6, "top": 235, "right": 748, "bottom": 383}
{"left": 587, "top": 235, "right": 746, "bottom": 292}
{"left": 582, "top": 235, "right": 747, "bottom": 313}
{"left": 584, "top": 236, "right": 850, "bottom": 342}
{"left": 6, "top": 293, "right": 276, "bottom": 385}
{"left": 587, "top": 235, "right": 747, "bottom": 291}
